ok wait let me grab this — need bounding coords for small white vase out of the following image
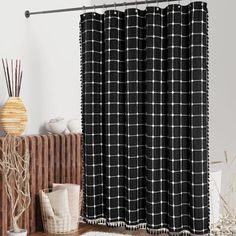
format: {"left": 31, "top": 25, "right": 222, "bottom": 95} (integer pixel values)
{"left": 67, "top": 119, "right": 80, "bottom": 133}
{"left": 46, "top": 117, "right": 67, "bottom": 134}
{"left": 8, "top": 229, "right": 27, "bottom": 236}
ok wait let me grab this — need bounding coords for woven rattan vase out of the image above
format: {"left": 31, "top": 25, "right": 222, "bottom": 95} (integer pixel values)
{"left": 0, "top": 97, "right": 27, "bottom": 136}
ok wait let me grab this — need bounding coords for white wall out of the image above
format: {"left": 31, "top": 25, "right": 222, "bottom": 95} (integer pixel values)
{"left": 0, "top": 0, "right": 91, "bottom": 134}
{"left": 207, "top": 0, "right": 236, "bottom": 211}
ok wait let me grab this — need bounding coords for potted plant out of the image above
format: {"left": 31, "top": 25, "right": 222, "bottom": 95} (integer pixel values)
{"left": 0, "top": 135, "right": 31, "bottom": 236}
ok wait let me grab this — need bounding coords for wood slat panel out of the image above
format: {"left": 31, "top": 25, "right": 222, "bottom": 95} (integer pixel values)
{"left": 42, "top": 136, "right": 49, "bottom": 191}
{"left": 24, "top": 137, "right": 30, "bottom": 233}
{"left": 54, "top": 135, "right": 61, "bottom": 183}
{"left": 48, "top": 135, "right": 55, "bottom": 187}
{"left": 36, "top": 136, "right": 43, "bottom": 232}
{"left": 71, "top": 134, "right": 76, "bottom": 184}
{"left": 17, "top": 141, "right": 23, "bottom": 230}
{"left": 76, "top": 135, "right": 82, "bottom": 186}
{"left": 0, "top": 133, "right": 82, "bottom": 236}
{"left": 61, "top": 135, "right": 66, "bottom": 183}
{"left": 30, "top": 136, "right": 37, "bottom": 233}
{"left": 66, "top": 135, "right": 71, "bottom": 183}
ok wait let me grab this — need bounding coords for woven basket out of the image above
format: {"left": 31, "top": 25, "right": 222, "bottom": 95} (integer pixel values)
{"left": 39, "top": 188, "right": 83, "bottom": 234}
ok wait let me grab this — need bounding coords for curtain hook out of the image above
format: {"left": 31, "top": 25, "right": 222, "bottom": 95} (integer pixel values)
{"left": 156, "top": 0, "right": 159, "bottom": 8}
{"left": 145, "top": 0, "right": 148, "bottom": 7}
{"left": 114, "top": 3, "right": 117, "bottom": 14}
{"left": 168, "top": 0, "right": 170, "bottom": 7}
{"left": 83, "top": 5, "right": 86, "bottom": 14}
{"left": 103, "top": 3, "right": 106, "bottom": 13}
{"left": 93, "top": 4, "right": 96, "bottom": 12}
{"left": 189, "top": 0, "right": 192, "bottom": 8}
{"left": 135, "top": 0, "right": 138, "bottom": 12}
{"left": 124, "top": 2, "right": 127, "bottom": 10}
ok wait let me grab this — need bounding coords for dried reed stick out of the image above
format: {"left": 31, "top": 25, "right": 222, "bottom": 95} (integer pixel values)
{"left": 224, "top": 150, "right": 228, "bottom": 164}
{"left": 15, "top": 60, "right": 18, "bottom": 97}
{"left": 2, "top": 59, "right": 10, "bottom": 96}
{"left": 18, "top": 71, "right": 23, "bottom": 96}
{"left": 11, "top": 59, "right": 14, "bottom": 96}
{"left": 17, "top": 60, "right": 21, "bottom": 97}
{"left": 5, "top": 59, "right": 12, "bottom": 96}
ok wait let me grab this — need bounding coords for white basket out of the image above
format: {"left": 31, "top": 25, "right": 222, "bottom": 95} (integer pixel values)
{"left": 39, "top": 188, "right": 83, "bottom": 234}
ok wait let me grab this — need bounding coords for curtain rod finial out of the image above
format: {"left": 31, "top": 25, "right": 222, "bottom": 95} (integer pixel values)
{"left": 25, "top": 10, "right": 30, "bottom": 18}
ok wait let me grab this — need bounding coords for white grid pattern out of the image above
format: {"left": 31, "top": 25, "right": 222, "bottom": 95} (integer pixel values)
{"left": 81, "top": 2, "right": 209, "bottom": 235}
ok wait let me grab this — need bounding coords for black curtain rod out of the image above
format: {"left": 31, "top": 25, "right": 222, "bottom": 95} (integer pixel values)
{"left": 25, "top": 0, "right": 183, "bottom": 18}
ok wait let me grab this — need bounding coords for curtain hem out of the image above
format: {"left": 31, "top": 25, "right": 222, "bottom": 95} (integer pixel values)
{"left": 84, "top": 218, "right": 209, "bottom": 235}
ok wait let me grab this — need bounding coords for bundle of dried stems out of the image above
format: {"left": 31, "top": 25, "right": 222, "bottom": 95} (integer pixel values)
{"left": 1, "top": 59, "right": 23, "bottom": 97}
{"left": 0, "top": 135, "right": 31, "bottom": 233}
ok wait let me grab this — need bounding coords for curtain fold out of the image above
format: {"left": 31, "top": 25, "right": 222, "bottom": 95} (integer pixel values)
{"left": 80, "top": 2, "right": 209, "bottom": 234}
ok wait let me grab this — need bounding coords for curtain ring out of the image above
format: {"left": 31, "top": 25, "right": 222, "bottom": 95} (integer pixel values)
{"left": 103, "top": 4, "right": 106, "bottom": 13}
{"left": 168, "top": 0, "right": 170, "bottom": 7}
{"left": 114, "top": 3, "right": 117, "bottom": 14}
{"left": 124, "top": 2, "right": 127, "bottom": 10}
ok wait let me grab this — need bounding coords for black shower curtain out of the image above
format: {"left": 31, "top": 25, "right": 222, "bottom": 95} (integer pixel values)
{"left": 80, "top": 2, "right": 209, "bottom": 235}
